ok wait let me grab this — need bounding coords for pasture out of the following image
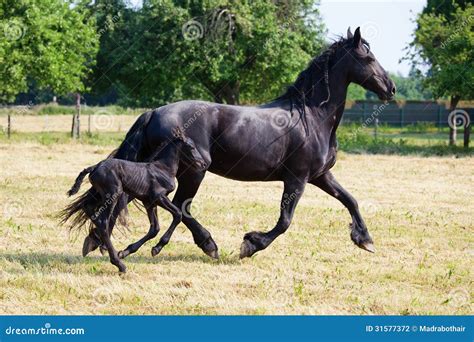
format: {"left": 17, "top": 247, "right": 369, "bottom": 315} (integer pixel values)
{"left": 0, "top": 117, "right": 472, "bottom": 315}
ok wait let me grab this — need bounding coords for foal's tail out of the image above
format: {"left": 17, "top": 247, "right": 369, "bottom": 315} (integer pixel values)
{"left": 61, "top": 110, "right": 154, "bottom": 232}
{"left": 67, "top": 165, "right": 97, "bottom": 197}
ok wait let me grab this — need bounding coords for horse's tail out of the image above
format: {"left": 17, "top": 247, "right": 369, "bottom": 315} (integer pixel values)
{"left": 60, "top": 187, "right": 100, "bottom": 231}
{"left": 67, "top": 165, "right": 97, "bottom": 197}
{"left": 113, "top": 110, "right": 154, "bottom": 160}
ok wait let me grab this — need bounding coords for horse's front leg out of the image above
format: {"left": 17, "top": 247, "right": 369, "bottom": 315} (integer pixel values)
{"left": 118, "top": 204, "right": 160, "bottom": 259}
{"left": 310, "top": 171, "right": 374, "bottom": 252}
{"left": 240, "top": 178, "right": 306, "bottom": 258}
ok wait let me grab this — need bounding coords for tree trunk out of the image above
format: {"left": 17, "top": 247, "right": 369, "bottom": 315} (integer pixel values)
{"left": 221, "top": 82, "right": 240, "bottom": 105}
{"left": 449, "top": 95, "right": 460, "bottom": 146}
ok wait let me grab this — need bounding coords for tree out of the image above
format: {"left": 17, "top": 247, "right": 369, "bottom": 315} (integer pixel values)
{"left": 388, "top": 70, "right": 433, "bottom": 100}
{"left": 90, "top": 0, "right": 325, "bottom": 106}
{"left": 407, "top": 2, "right": 474, "bottom": 144}
{"left": 0, "top": 0, "right": 99, "bottom": 103}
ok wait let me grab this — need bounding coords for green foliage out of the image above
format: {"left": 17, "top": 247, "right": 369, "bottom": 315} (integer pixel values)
{"left": 389, "top": 71, "right": 433, "bottom": 100}
{"left": 90, "top": 0, "right": 325, "bottom": 106}
{"left": 407, "top": 3, "right": 474, "bottom": 101}
{"left": 347, "top": 84, "right": 366, "bottom": 100}
{"left": 0, "top": 0, "right": 99, "bottom": 103}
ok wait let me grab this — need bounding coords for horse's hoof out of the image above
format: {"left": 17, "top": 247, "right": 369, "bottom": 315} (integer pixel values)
{"left": 200, "top": 237, "right": 219, "bottom": 259}
{"left": 151, "top": 246, "right": 161, "bottom": 257}
{"left": 118, "top": 251, "right": 125, "bottom": 259}
{"left": 82, "top": 235, "right": 100, "bottom": 257}
{"left": 240, "top": 239, "right": 257, "bottom": 259}
{"left": 205, "top": 249, "right": 219, "bottom": 259}
{"left": 359, "top": 242, "right": 375, "bottom": 253}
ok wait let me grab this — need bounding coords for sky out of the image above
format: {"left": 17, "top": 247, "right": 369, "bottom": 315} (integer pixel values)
{"left": 319, "top": 0, "right": 427, "bottom": 75}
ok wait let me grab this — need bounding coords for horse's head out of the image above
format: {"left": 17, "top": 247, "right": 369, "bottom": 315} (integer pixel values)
{"left": 338, "top": 27, "right": 396, "bottom": 101}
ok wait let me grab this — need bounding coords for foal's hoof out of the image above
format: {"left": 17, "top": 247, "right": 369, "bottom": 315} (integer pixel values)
{"left": 151, "top": 246, "right": 162, "bottom": 257}
{"left": 82, "top": 236, "right": 100, "bottom": 257}
{"left": 359, "top": 242, "right": 375, "bottom": 253}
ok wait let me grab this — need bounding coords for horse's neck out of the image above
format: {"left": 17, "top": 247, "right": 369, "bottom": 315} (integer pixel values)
{"left": 310, "top": 69, "right": 349, "bottom": 135}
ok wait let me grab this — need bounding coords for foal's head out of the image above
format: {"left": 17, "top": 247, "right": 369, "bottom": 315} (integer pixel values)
{"left": 335, "top": 27, "right": 396, "bottom": 100}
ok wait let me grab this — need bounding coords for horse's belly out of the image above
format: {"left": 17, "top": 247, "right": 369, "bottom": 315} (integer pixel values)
{"left": 208, "top": 148, "right": 282, "bottom": 181}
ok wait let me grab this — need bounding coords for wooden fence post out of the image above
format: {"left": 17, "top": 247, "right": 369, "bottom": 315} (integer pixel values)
{"left": 374, "top": 118, "right": 379, "bottom": 140}
{"left": 71, "top": 93, "right": 81, "bottom": 139}
{"left": 399, "top": 107, "right": 404, "bottom": 128}
{"left": 7, "top": 114, "right": 11, "bottom": 139}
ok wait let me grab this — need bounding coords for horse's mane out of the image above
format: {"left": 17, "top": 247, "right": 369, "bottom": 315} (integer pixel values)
{"left": 276, "top": 36, "right": 370, "bottom": 102}
{"left": 268, "top": 36, "right": 369, "bottom": 142}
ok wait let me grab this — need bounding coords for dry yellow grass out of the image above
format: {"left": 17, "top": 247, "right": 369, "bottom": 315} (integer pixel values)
{"left": 0, "top": 141, "right": 472, "bottom": 315}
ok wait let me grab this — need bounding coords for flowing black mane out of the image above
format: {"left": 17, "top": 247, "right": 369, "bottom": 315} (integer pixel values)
{"left": 276, "top": 36, "right": 370, "bottom": 102}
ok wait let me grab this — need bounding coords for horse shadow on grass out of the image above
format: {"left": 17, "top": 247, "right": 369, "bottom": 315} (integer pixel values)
{"left": 0, "top": 249, "right": 241, "bottom": 274}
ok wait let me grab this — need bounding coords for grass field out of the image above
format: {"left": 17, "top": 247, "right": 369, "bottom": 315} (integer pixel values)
{"left": 0, "top": 117, "right": 472, "bottom": 315}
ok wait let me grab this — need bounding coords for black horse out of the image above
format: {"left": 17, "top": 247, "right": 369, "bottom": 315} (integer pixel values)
{"left": 64, "top": 27, "right": 395, "bottom": 260}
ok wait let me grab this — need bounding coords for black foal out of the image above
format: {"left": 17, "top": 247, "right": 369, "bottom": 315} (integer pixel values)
{"left": 67, "top": 128, "right": 206, "bottom": 272}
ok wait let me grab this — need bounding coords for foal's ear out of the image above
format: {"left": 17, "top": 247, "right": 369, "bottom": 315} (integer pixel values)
{"left": 347, "top": 27, "right": 353, "bottom": 39}
{"left": 353, "top": 27, "right": 362, "bottom": 47}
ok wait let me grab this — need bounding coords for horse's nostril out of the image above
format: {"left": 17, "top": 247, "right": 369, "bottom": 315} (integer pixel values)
{"left": 391, "top": 86, "right": 396, "bottom": 95}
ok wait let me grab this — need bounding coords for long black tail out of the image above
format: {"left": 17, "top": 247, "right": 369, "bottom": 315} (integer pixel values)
{"left": 61, "top": 111, "right": 154, "bottom": 231}
{"left": 67, "top": 165, "right": 96, "bottom": 197}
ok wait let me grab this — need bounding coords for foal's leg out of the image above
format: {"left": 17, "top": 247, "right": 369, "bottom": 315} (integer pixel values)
{"left": 118, "top": 204, "right": 160, "bottom": 259}
{"left": 151, "top": 195, "right": 182, "bottom": 257}
{"left": 240, "top": 178, "right": 306, "bottom": 258}
{"left": 96, "top": 199, "right": 127, "bottom": 272}
{"left": 310, "top": 171, "right": 374, "bottom": 252}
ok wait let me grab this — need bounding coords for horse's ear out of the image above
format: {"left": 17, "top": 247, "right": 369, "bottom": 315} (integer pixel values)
{"left": 353, "top": 27, "right": 362, "bottom": 47}
{"left": 347, "top": 27, "right": 353, "bottom": 39}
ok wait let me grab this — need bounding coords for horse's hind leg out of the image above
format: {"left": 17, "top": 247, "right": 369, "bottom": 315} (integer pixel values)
{"left": 96, "top": 198, "right": 127, "bottom": 272}
{"left": 118, "top": 204, "right": 160, "bottom": 259}
{"left": 151, "top": 195, "right": 182, "bottom": 257}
